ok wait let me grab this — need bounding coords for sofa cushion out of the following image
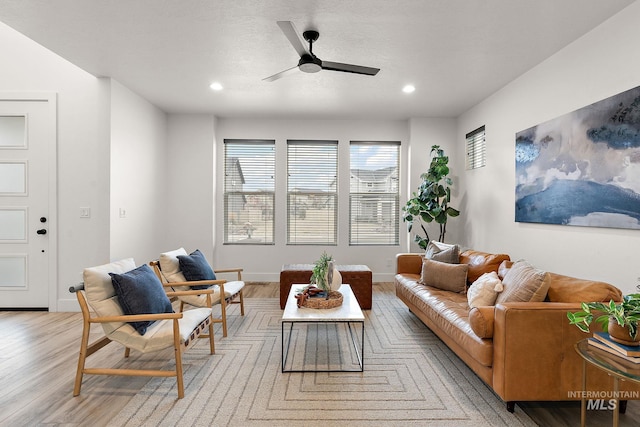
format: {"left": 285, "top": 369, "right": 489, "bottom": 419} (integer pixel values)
{"left": 547, "top": 272, "right": 623, "bottom": 302}
{"left": 467, "top": 271, "right": 504, "bottom": 308}
{"left": 459, "top": 250, "right": 511, "bottom": 285}
{"left": 495, "top": 260, "right": 550, "bottom": 304}
{"left": 418, "top": 258, "right": 468, "bottom": 293}
{"left": 394, "top": 277, "right": 493, "bottom": 367}
{"left": 425, "top": 241, "right": 460, "bottom": 263}
{"left": 469, "top": 306, "right": 495, "bottom": 338}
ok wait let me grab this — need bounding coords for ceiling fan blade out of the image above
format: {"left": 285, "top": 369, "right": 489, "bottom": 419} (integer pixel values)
{"left": 263, "top": 64, "right": 300, "bottom": 82}
{"left": 321, "top": 61, "right": 380, "bottom": 76}
{"left": 277, "top": 21, "right": 309, "bottom": 57}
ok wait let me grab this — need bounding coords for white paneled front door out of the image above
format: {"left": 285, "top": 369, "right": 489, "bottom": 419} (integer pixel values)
{"left": 0, "top": 94, "right": 56, "bottom": 309}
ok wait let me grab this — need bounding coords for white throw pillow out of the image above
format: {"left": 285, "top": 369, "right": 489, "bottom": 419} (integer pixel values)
{"left": 467, "top": 271, "right": 504, "bottom": 308}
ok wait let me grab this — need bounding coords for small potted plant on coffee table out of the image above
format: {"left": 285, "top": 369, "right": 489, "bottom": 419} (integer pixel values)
{"left": 311, "top": 251, "right": 333, "bottom": 298}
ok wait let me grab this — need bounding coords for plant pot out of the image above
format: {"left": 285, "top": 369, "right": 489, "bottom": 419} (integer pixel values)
{"left": 608, "top": 317, "right": 640, "bottom": 346}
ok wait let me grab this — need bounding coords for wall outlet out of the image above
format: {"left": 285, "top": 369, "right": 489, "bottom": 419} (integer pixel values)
{"left": 119, "top": 208, "right": 127, "bottom": 218}
{"left": 79, "top": 207, "right": 91, "bottom": 218}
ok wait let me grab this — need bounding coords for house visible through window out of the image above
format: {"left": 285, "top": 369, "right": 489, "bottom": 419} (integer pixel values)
{"left": 287, "top": 140, "right": 338, "bottom": 245}
{"left": 466, "top": 125, "right": 486, "bottom": 170}
{"left": 223, "top": 139, "right": 275, "bottom": 244}
{"left": 349, "top": 141, "right": 400, "bottom": 245}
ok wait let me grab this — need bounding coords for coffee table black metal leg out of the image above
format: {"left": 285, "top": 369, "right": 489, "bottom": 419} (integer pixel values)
{"left": 347, "top": 321, "right": 364, "bottom": 371}
{"left": 282, "top": 321, "right": 294, "bottom": 372}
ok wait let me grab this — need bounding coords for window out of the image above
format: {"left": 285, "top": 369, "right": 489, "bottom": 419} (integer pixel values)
{"left": 287, "top": 140, "right": 337, "bottom": 245}
{"left": 349, "top": 141, "right": 400, "bottom": 245}
{"left": 223, "top": 140, "right": 275, "bottom": 244}
{"left": 466, "top": 126, "right": 486, "bottom": 170}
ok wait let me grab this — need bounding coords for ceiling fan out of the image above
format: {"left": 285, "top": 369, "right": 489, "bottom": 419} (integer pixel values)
{"left": 263, "top": 21, "right": 380, "bottom": 82}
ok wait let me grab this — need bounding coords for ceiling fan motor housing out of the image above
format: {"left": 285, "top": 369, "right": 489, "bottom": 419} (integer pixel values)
{"left": 298, "top": 54, "right": 322, "bottom": 73}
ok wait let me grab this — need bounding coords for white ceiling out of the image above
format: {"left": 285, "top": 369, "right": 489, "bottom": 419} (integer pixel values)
{"left": 0, "top": 0, "right": 634, "bottom": 120}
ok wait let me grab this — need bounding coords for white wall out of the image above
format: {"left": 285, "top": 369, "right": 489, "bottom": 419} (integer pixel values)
{"left": 110, "top": 80, "right": 168, "bottom": 263}
{"left": 456, "top": 2, "right": 640, "bottom": 294}
{"left": 213, "top": 118, "right": 409, "bottom": 282}
{"left": 0, "top": 22, "right": 111, "bottom": 311}
{"left": 162, "top": 114, "right": 216, "bottom": 260}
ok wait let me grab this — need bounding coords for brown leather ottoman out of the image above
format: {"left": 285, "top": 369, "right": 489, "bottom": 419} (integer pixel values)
{"left": 279, "top": 264, "right": 372, "bottom": 309}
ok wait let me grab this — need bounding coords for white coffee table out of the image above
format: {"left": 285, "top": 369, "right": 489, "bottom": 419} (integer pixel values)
{"left": 281, "top": 284, "right": 365, "bottom": 372}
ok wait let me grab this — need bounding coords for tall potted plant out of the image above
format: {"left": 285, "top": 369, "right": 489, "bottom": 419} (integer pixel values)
{"left": 402, "top": 145, "right": 460, "bottom": 249}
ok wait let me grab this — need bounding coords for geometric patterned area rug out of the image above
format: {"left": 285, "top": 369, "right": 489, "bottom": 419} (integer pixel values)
{"left": 110, "top": 296, "right": 537, "bottom": 427}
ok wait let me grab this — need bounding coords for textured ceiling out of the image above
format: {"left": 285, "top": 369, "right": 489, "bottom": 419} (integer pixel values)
{"left": 0, "top": 0, "right": 634, "bottom": 119}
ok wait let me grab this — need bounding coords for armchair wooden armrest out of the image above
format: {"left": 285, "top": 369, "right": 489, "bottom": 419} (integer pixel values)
{"left": 214, "top": 268, "right": 243, "bottom": 281}
{"left": 167, "top": 288, "right": 217, "bottom": 297}
{"left": 89, "top": 312, "right": 183, "bottom": 324}
{"left": 166, "top": 279, "right": 226, "bottom": 287}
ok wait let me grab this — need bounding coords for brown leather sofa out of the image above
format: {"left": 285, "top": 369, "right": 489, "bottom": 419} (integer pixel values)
{"left": 395, "top": 249, "right": 640, "bottom": 412}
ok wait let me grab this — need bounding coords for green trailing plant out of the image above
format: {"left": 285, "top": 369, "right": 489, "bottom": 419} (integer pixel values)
{"left": 311, "top": 251, "right": 333, "bottom": 295}
{"left": 567, "top": 293, "right": 640, "bottom": 340}
{"left": 402, "top": 145, "right": 460, "bottom": 249}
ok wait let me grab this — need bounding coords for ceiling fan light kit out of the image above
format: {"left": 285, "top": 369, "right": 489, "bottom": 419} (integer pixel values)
{"left": 264, "top": 21, "right": 380, "bottom": 82}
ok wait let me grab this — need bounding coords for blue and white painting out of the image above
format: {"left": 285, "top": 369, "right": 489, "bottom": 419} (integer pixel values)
{"left": 515, "top": 85, "right": 640, "bottom": 230}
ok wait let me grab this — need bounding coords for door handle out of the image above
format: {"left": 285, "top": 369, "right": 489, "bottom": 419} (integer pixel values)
{"left": 37, "top": 229, "right": 47, "bottom": 235}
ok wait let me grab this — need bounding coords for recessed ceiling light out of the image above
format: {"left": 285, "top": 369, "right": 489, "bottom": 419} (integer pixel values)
{"left": 209, "top": 82, "right": 223, "bottom": 91}
{"left": 402, "top": 84, "right": 415, "bottom": 94}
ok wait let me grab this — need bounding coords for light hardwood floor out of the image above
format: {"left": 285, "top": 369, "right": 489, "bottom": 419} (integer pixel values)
{"left": 1, "top": 282, "right": 638, "bottom": 426}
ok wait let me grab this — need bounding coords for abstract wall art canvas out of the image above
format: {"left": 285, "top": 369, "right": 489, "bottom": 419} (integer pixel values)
{"left": 515, "top": 85, "right": 640, "bottom": 230}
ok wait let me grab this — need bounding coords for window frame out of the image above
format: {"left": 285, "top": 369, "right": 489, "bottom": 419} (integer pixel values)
{"left": 349, "top": 140, "right": 400, "bottom": 246}
{"left": 466, "top": 125, "right": 486, "bottom": 170}
{"left": 286, "top": 140, "right": 338, "bottom": 246}
{"left": 223, "top": 139, "right": 276, "bottom": 245}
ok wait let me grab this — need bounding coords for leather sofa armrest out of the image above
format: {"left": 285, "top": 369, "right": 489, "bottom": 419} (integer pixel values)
{"left": 396, "top": 253, "right": 423, "bottom": 275}
{"left": 492, "top": 301, "right": 612, "bottom": 402}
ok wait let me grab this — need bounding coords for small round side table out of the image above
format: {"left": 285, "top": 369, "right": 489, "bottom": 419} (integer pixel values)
{"left": 574, "top": 339, "right": 640, "bottom": 427}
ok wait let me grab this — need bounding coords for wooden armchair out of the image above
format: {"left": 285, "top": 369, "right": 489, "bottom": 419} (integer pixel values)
{"left": 70, "top": 258, "right": 214, "bottom": 399}
{"left": 151, "top": 248, "right": 245, "bottom": 337}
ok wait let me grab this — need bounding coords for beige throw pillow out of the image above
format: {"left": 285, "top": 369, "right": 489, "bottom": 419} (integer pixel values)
{"left": 418, "top": 258, "right": 468, "bottom": 293}
{"left": 425, "top": 241, "right": 460, "bottom": 264}
{"left": 495, "top": 259, "right": 550, "bottom": 304}
{"left": 467, "top": 271, "right": 504, "bottom": 308}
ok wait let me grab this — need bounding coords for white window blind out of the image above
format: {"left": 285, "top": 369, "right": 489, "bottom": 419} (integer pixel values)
{"left": 466, "top": 126, "right": 486, "bottom": 170}
{"left": 287, "top": 140, "right": 337, "bottom": 245}
{"left": 349, "top": 141, "right": 400, "bottom": 245}
{"left": 223, "top": 140, "right": 275, "bottom": 244}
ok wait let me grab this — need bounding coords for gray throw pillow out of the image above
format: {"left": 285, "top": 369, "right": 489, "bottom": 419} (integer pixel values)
{"left": 418, "top": 258, "right": 469, "bottom": 293}
{"left": 425, "top": 241, "right": 460, "bottom": 264}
